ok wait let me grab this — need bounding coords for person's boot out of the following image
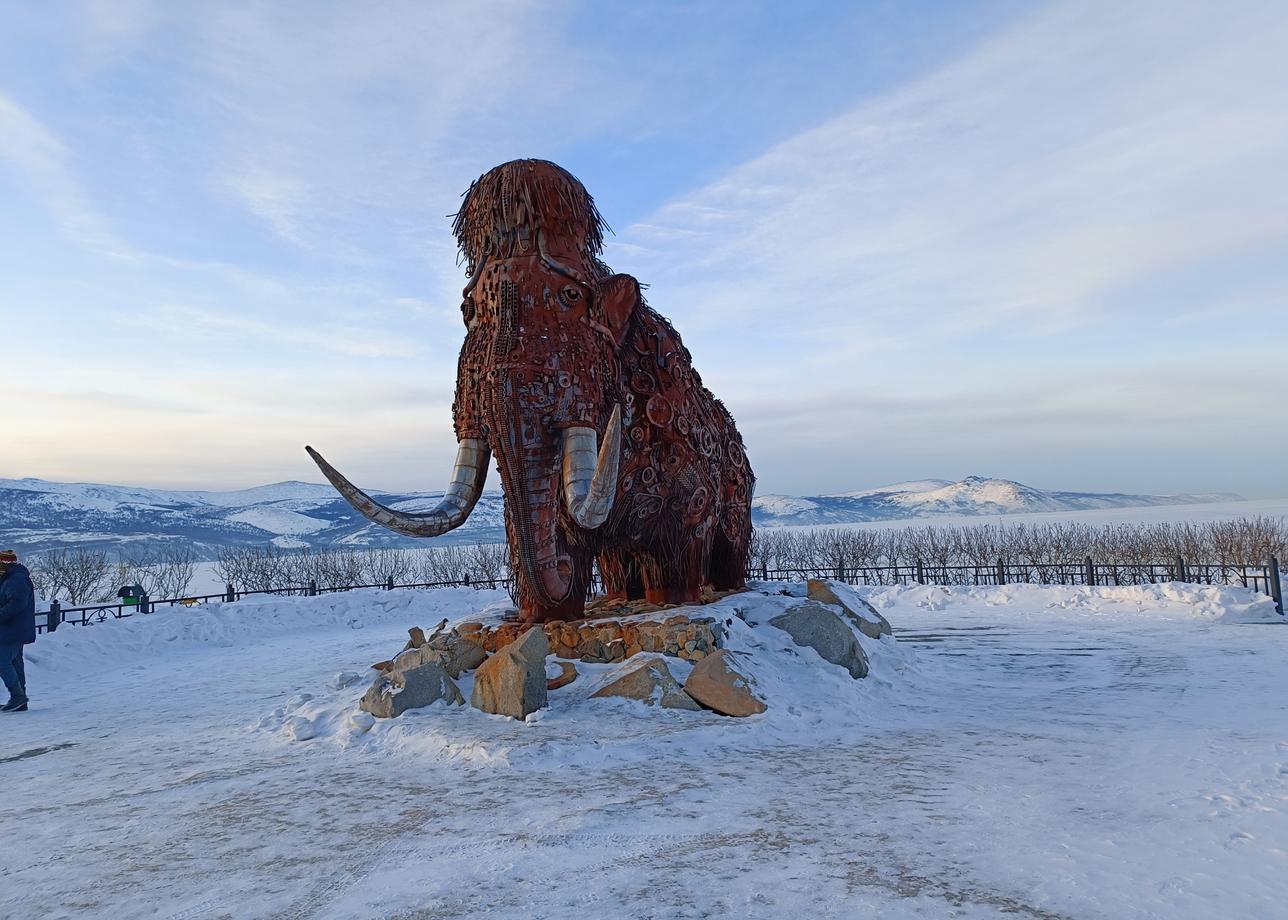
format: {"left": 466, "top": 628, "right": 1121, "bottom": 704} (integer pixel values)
{"left": 1, "top": 697, "right": 28, "bottom": 712}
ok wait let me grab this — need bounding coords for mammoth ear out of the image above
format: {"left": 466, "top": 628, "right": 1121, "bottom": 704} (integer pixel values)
{"left": 595, "top": 273, "right": 641, "bottom": 347}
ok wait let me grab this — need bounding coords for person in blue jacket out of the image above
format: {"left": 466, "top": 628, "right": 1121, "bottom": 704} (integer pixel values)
{"left": 0, "top": 549, "right": 36, "bottom": 712}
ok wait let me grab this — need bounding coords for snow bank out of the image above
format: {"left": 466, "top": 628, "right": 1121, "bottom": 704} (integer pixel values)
{"left": 22, "top": 585, "right": 509, "bottom": 679}
{"left": 861, "top": 581, "right": 1282, "bottom": 623}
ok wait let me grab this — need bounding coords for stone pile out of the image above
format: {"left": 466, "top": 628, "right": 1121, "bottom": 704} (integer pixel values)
{"left": 459, "top": 613, "right": 724, "bottom": 664}
{"left": 355, "top": 580, "right": 892, "bottom": 723}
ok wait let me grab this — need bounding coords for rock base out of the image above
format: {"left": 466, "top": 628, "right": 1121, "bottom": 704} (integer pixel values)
{"left": 459, "top": 612, "right": 725, "bottom": 664}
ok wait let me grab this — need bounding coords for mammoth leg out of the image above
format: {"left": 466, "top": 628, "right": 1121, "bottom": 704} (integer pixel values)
{"left": 709, "top": 527, "right": 748, "bottom": 591}
{"left": 597, "top": 549, "right": 643, "bottom": 601}
{"left": 639, "top": 549, "right": 703, "bottom": 606}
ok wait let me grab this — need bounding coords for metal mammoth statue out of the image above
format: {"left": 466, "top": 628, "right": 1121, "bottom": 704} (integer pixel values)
{"left": 308, "top": 159, "right": 754, "bottom": 622}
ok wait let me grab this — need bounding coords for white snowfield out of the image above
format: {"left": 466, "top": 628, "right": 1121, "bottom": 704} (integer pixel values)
{"left": 2, "top": 581, "right": 1287, "bottom": 919}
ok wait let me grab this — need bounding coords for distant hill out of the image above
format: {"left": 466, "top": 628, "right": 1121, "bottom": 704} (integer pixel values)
{"left": 750, "top": 476, "right": 1242, "bottom": 527}
{"left": 0, "top": 474, "right": 1242, "bottom": 558}
{"left": 0, "top": 477, "right": 506, "bottom": 558}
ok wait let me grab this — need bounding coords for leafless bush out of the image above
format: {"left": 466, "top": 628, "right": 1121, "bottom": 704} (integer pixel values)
{"left": 29, "top": 548, "right": 114, "bottom": 604}
{"left": 210, "top": 542, "right": 515, "bottom": 594}
{"left": 359, "top": 548, "right": 417, "bottom": 587}
{"left": 416, "top": 545, "right": 472, "bottom": 584}
{"left": 751, "top": 516, "right": 1288, "bottom": 577}
{"left": 467, "top": 542, "right": 509, "bottom": 584}
{"left": 214, "top": 545, "right": 301, "bottom": 592}
{"left": 110, "top": 547, "right": 198, "bottom": 599}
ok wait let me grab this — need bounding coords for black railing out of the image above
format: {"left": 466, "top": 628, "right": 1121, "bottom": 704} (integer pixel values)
{"left": 35, "top": 554, "right": 1285, "bottom": 635}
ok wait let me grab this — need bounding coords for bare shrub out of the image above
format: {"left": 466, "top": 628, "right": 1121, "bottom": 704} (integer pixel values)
{"left": 112, "top": 547, "right": 198, "bottom": 598}
{"left": 30, "top": 548, "right": 114, "bottom": 604}
{"left": 751, "top": 516, "right": 1287, "bottom": 584}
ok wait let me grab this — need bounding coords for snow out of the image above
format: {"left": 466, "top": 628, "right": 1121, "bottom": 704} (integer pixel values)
{"left": 889, "top": 476, "right": 1062, "bottom": 513}
{"left": 3, "top": 582, "right": 1288, "bottom": 918}
{"left": 828, "top": 478, "right": 954, "bottom": 499}
{"left": 750, "top": 494, "right": 821, "bottom": 515}
{"left": 226, "top": 506, "right": 332, "bottom": 535}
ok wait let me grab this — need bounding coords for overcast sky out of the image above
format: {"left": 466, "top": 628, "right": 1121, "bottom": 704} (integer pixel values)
{"left": 1, "top": 0, "right": 1285, "bottom": 498}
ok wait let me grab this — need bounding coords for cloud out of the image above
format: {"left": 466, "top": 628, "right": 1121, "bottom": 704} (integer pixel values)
{"left": 622, "top": 0, "right": 1288, "bottom": 343}
{"left": 137, "top": 305, "right": 422, "bottom": 359}
{"left": 175, "top": 1, "right": 583, "bottom": 256}
{"left": 0, "top": 92, "right": 130, "bottom": 256}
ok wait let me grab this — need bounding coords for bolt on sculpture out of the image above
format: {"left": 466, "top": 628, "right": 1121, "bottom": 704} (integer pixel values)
{"left": 307, "top": 159, "right": 754, "bottom": 622}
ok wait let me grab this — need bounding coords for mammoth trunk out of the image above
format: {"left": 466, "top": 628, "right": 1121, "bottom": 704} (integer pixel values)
{"left": 494, "top": 404, "right": 591, "bottom": 622}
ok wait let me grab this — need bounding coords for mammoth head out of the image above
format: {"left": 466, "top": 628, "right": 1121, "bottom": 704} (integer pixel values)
{"left": 453, "top": 159, "right": 605, "bottom": 275}
{"left": 451, "top": 160, "right": 643, "bottom": 611}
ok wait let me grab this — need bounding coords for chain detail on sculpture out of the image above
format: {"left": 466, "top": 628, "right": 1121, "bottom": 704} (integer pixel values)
{"left": 308, "top": 160, "right": 754, "bottom": 622}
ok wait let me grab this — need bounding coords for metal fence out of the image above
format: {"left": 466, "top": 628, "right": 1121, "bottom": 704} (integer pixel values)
{"left": 753, "top": 555, "right": 1284, "bottom": 614}
{"left": 36, "top": 554, "right": 1285, "bottom": 635}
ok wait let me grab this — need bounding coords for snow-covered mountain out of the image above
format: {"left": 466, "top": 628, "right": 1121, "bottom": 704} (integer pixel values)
{"left": 0, "top": 477, "right": 508, "bottom": 558}
{"left": 751, "top": 476, "right": 1243, "bottom": 527}
{"left": 0, "top": 475, "right": 1242, "bottom": 557}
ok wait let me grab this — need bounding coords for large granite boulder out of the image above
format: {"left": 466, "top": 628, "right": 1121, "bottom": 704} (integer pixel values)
{"left": 806, "top": 579, "right": 892, "bottom": 640}
{"left": 591, "top": 658, "right": 701, "bottom": 710}
{"left": 770, "top": 602, "right": 869, "bottom": 679}
{"left": 360, "top": 660, "right": 464, "bottom": 719}
{"left": 470, "top": 627, "right": 549, "bottom": 720}
{"left": 683, "top": 650, "right": 766, "bottom": 717}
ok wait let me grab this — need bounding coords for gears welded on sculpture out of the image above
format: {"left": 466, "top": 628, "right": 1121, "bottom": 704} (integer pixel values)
{"left": 307, "top": 159, "right": 755, "bottom": 622}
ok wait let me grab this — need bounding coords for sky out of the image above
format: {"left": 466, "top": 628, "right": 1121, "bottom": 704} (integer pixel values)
{"left": 1, "top": 0, "right": 1285, "bottom": 498}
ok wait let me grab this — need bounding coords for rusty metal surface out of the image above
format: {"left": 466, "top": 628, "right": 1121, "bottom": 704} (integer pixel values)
{"left": 314, "top": 159, "right": 754, "bottom": 622}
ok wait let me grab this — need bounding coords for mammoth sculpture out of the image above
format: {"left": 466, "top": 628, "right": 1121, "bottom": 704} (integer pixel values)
{"left": 307, "top": 159, "right": 754, "bottom": 622}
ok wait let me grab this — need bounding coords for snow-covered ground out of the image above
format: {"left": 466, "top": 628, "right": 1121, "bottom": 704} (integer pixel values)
{"left": 3, "top": 581, "right": 1287, "bottom": 919}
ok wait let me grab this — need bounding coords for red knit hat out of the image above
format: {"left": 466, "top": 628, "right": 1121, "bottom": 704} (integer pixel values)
{"left": 0, "top": 550, "right": 17, "bottom": 564}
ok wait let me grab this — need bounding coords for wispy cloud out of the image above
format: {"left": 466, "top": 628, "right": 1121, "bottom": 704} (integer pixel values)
{"left": 126, "top": 304, "right": 421, "bottom": 360}
{"left": 177, "top": 1, "right": 582, "bottom": 256}
{"left": 623, "top": 0, "right": 1288, "bottom": 342}
{"left": 0, "top": 92, "right": 130, "bottom": 256}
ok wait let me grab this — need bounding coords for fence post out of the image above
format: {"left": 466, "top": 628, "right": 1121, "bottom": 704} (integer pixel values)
{"left": 1270, "top": 556, "right": 1284, "bottom": 616}
{"left": 915, "top": 560, "right": 925, "bottom": 585}
{"left": 1176, "top": 555, "right": 1188, "bottom": 583}
{"left": 1085, "top": 556, "right": 1095, "bottom": 587}
{"left": 225, "top": 583, "right": 235, "bottom": 603}
{"left": 47, "top": 599, "right": 62, "bottom": 634}
{"left": 307, "top": 580, "right": 317, "bottom": 598}
{"left": 761, "top": 563, "right": 769, "bottom": 581}
{"left": 996, "top": 558, "right": 1006, "bottom": 586}
{"left": 386, "top": 575, "right": 395, "bottom": 591}
{"left": 464, "top": 573, "right": 471, "bottom": 586}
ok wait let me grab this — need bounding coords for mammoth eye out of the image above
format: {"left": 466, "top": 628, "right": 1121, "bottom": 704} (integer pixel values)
{"left": 557, "top": 285, "right": 582, "bottom": 308}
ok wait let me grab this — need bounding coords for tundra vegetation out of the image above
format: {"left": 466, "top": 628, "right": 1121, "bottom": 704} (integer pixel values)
{"left": 21, "top": 517, "right": 1286, "bottom": 604}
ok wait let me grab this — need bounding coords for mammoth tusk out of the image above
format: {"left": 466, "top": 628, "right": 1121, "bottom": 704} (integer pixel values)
{"left": 305, "top": 439, "right": 489, "bottom": 537}
{"left": 561, "top": 404, "right": 621, "bottom": 529}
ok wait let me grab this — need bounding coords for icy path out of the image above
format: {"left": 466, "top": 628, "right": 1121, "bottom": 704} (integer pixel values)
{"left": 2, "top": 585, "right": 1287, "bottom": 919}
